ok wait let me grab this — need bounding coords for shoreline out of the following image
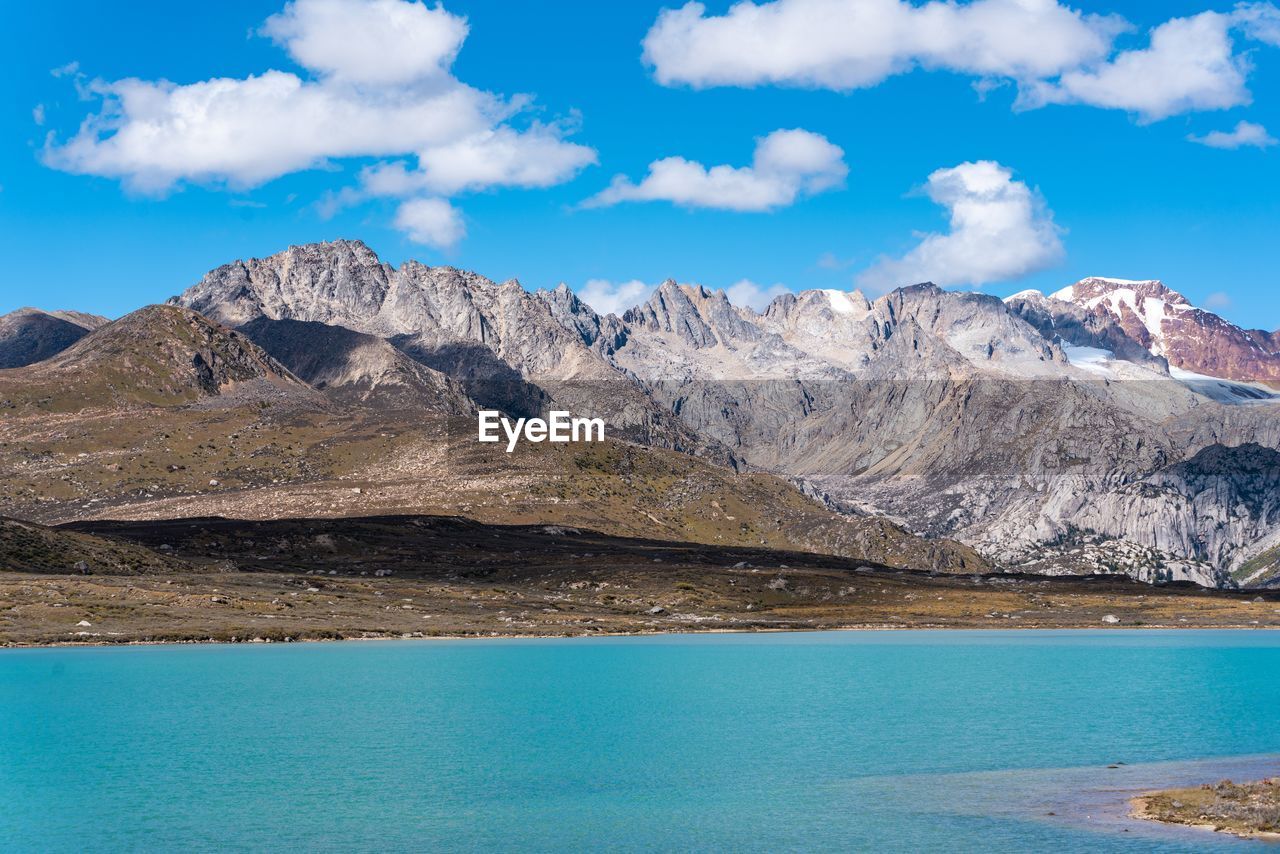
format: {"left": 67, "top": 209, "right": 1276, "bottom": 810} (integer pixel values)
{"left": 6, "top": 621, "right": 1280, "bottom": 651}
{"left": 1129, "top": 789, "right": 1280, "bottom": 841}
{"left": 4, "top": 557, "right": 1277, "bottom": 648}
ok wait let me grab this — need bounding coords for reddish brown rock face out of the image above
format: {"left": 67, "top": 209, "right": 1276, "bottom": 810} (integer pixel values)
{"left": 1055, "top": 277, "right": 1280, "bottom": 387}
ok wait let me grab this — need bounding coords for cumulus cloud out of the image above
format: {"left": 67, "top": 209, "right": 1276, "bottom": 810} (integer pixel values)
{"left": 1234, "top": 1, "right": 1280, "bottom": 45}
{"left": 1188, "top": 119, "right": 1277, "bottom": 149}
{"left": 260, "top": 0, "right": 468, "bottom": 85}
{"left": 45, "top": 72, "right": 501, "bottom": 192}
{"left": 393, "top": 197, "right": 465, "bottom": 248}
{"left": 353, "top": 123, "right": 596, "bottom": 198}
{"left": 725, "top": 279, "right": 790, "bottom": 311}
{"left": 858, "top": 160, "right": 1064, "bottom": 292}
{"left": 577, "top": 279, "right": 656, "bottom": 316}
{"left": 41, "top": 0, "right": 595, "bottom": 247}
{"left": 643, "top": 0, "right": 1280, "bottom": 124}
{"left": 643, "top": 0, "right": 1123, "bottom": 90}
{"left": 585, "top": 128, "right": 846, "bottom": 211}
{"left": 1022, "top": 11, "right": 1252, "bottom": 122}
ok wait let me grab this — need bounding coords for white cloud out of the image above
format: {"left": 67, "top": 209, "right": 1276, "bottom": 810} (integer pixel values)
{"left": 1188, "top": 119, "right": 1277, "bottom": 148}
{"left": 642, "top": 0, "right": 1280, "bottom": 124}
{"left": 585, "top": 128, "right": 846, "bottom": 211}
{"left": 42, "top": 0, "right": 595, "bottom": 246}
{"left": 32, "top": 104, "right": 45, "bottom": 126}
{"left": 642, "top": 0, "right": 1124, "bottom": 90}
{"left": 1023, "top": 11, "right": 1251, "bottom": 122}
{"left": 725, "top": 279, "right": 790, "bottom": 311}
{"left": 393, "top": 197, "right": 465, "bottom": 248}
{"left": 858, "top": 160, "right": 1064, "bottom": 292}
{"left": 1203, "top": 291, "right": 1233, "bottom": 309}
{"left": 355, "top": 123, "right": 596, "bottom": 197}
{"left": 577, "top": 279, "right": 655, "bottom": 316}
{"left": 261, "top": 0, "right": 468, "bottom": 85}
{"left": 1234, "top": 1, "right": 1280, "bottom": 46}
{"left": 46, "top": 72, "right": 503, "bottom": 193}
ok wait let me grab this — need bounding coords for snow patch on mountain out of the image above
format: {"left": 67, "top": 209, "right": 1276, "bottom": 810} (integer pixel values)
{"left": 1169, "top": 366, "right": 1278, "bottom": 405}
{"left": 1062, "top": 344, "right": 1117, "bottom": 375}
{"left": 822, "top": 289, "right": 866, "bottom": 316}
{"left": 1081, "top": 276, "right": 1153, "bottom": 286}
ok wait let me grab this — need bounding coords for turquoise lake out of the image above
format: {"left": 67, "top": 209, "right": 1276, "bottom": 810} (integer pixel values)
{"left": 3, "top": 630, "right": 1279, "bottom": 852}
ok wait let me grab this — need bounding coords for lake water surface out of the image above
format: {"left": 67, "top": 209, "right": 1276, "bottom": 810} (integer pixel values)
{"left": 3, "top": 630, "right": 1279, "bottom": 852}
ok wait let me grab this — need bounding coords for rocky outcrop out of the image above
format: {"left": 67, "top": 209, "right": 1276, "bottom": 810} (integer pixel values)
{"left": 238, "top": 318, "right": 474, "bottom": 413}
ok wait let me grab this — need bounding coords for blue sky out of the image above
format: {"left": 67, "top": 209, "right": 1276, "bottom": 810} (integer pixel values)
{"left": 2, "top": 0, "right": 1279, "bottom": 328}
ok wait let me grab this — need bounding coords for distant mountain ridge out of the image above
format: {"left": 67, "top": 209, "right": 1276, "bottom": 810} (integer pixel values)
{"left": 6, "top": 239, "right": 1279, "bottom": 587}
{"left": 162, "top": 241, "right": 1280, "bottom": 585}
{"left": 0, "top": 307, "right": 109, "bottom": 369}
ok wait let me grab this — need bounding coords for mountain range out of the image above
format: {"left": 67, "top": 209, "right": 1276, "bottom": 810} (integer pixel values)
{"left": 3, "top": 239, "right": 1278, "bottom": 588}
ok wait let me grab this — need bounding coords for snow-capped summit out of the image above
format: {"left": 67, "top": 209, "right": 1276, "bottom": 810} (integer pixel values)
{"left": 1049, "top": 277, "right": 1280, "bottom": 386}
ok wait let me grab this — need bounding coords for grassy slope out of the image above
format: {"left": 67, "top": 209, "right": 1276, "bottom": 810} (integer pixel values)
{"left": 0, "top": 517, "right": 188, "bottom": 574}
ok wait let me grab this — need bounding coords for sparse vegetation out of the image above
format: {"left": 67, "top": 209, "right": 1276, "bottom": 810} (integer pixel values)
{"left": 1132, "top": 777, "right": 1280, "bottom": 839}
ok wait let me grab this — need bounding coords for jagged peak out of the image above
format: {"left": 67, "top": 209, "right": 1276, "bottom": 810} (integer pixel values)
{"left": 537, "top": 281, "right": 599, "bottom": 319}
{"left": 1056, "top": 277, "right": 1186, "bottom": 308}
{"left": 892, "top": 281, "right": 943, "bottom": 297}
{"left": 1078, "top": 275, "right": 1163, "bottom": 286}
{"left": 285, "top": 237, "right": 377, "bottom": 256}
{"left": 767, "top": 288, "right": 872, "bottom": 319}
{"left": 650, "top": 278, "right": 691, "bottom": 301}
{"left": 250, "top": 238, "right": 386, "bottom": 269}
{"left": 819, "top": 288, "right": 870, "bottom": 315}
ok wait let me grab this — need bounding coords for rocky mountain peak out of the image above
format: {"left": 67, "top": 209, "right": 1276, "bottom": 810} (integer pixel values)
{"left": 1060, "top": 276, "right": 1186, "bottom": 307}
{"left": 870, "top": 283, "right": 1063, "bottom": 372}
{"left": 537, "top": 282, "right": 605, "bottom": 347}
{"left": 624, "top": 280, "right": 768, "bottom": 350}
{"left": 1005, "top": 289, "right": 1166, "bottom": 369}
{"left": 625, "top": 281, "right": 720, "bottom": 348}
{"left": 175, "top": 238, "right": 393, "bottom": 328}
{"left": 1044, "top": 276, "right": 1280, "bottom": 386}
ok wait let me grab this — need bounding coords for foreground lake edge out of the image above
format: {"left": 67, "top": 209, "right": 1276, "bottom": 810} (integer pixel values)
{"left": 1130, "top": 777, "right": 1280, "bottom": 840}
